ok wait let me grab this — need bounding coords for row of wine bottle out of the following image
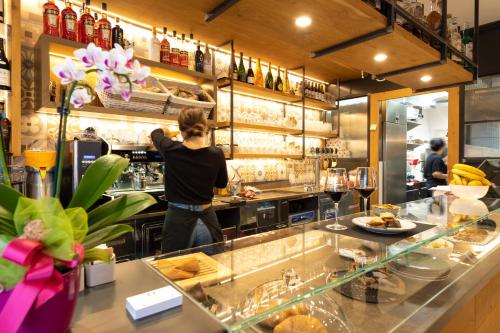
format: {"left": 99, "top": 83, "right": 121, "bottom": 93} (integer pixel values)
{"left": 229, "top": 52, "right": 329, "bottom": 102}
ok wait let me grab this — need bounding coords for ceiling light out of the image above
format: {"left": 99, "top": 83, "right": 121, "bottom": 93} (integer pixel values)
{"left": 374, "top": 53, "right": 388, "bottom": 62}
{"left": 421, "top": 75, "right": 432, "bottom": 82}
{"left": 295, "top": 16, "right": 312, "bottom": 28}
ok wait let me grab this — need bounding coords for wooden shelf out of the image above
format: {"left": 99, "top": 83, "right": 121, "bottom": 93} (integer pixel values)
{"left": 225, "top": 153, "right": 303, "bottom": 159}
{"left": 304, "top": 130, "right": 338, "bottom": 138}
{"left": 218, "top": 78, "right": 336, "bottom": 110}
{"left": 216, "top": 121, "right": 302, "bottom": 135}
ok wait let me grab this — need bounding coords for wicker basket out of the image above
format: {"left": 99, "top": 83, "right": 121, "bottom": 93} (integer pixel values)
{"left": 158, "top": 79, "right": 215, "bottom": 119}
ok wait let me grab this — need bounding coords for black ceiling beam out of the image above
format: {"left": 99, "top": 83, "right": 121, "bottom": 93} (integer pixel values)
{"left": 375, "top": 59, "right": 444, "bottom": 80}
{"left": 204, "top": 0, "right": 240, "bottom": 23}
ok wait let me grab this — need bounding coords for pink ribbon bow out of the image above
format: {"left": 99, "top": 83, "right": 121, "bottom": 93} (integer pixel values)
{"left": 0, "top": 239, "right": 84, "bottom": 333}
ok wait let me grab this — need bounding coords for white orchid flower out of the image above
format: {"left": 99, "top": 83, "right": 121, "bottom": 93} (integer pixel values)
{"left": 70, "top": 87, "right": 94, "bottom": 109}
{"left": 52, "top": 58, "right": 85, "bottom": 85}
{"left": 113, "top": 43, "right": 134, "bottom": 68}
{"left": 130, "top": 59, "right": 151, "bottom": 85}
{"left": 95, "top": 70, "right": 132, "bottom": 101}
{"left": 74, "top": 43, "right": 105, "bottom": 68}
{"left": 98, "top": 47, "right": 128, "bottom": 74}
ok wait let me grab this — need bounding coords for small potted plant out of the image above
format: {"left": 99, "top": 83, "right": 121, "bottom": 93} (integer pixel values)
{"left": 0, "top": 43, "right": 154, "bottom": 333}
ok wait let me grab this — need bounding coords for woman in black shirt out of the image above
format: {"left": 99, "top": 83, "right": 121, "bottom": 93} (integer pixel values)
{"left": 151, "top": 108, "right": 228, "bottom": 253}
{"left": 424, "top": 138, "right": 448, "bottom": 195}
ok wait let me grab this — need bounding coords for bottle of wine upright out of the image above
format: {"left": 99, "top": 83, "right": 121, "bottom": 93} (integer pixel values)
{"left": 43, "top": 0, "right": 60, "bottom": 37}
{"left": 254, "top": 58, "right": 263, "bottom": 87}
{"left": 170, "top": 31, "right": 180, "bottom": 67}
{"left": 203, "top": 43, "right": 212, "bottom": 74}
{"left": 96, "top": 3, "right": 112, "bottom": 50}
{"left": 274, "top": 66, "right": 283, "bottom": 92}
{"left": 112, "top": 17, "right": 124, "bottom": 48}
{"left": 179, "top": 33, "right": 188, "bottom": 68}
{"left": 160, "top": 27, "right": 170, "bottom": 65}
{"left": 283, "top": 69, "right": 290, "bottom": 94}
{"left": 149, "top": 26, "right": 160, "bottom": 62}
{"left": 60, "top": 0, "right": 77, "bottom": 41}
{"left": 78, "top": 0, "right": 95, "bottom": 44}
{"left": 0, "top": 38, "right": 10, "bottom": 91}
{"left": 265, "top": 63, "right": 274, "bottom": 90}
{"left": 237, "top": 52, "right": 246, "bottom": 82}
{"left": 195, "top": 40, "right": 204, "bottom": 73}
{"left": 188, "top": 33, "right": 196, "bottom": 71}
{"left": 93, "top": 12, "right": 99, "bottom": 45}
{"left": 0, "top": 99, "right": 10, "bottom": 154}
{"left": 230, "top": 51, "right": 238, "bottom": 80}
{"left": 246, "top": 57, "right": 254, "bottom": 85}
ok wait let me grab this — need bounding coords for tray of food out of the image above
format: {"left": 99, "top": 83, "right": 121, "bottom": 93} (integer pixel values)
{"left": 445, "top": 227, "right": 497, "bottom": 246}
{"left": 352, "top": 213, "right": 416, "bottom": 234}
{"left": 148, "top": 252, "right": 232, "bottom": 290}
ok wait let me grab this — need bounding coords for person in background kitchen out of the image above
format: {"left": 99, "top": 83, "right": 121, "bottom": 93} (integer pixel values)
{"left": 151, "top": 108, "right": 228, "bottom": 253}
{"left": 424, "top": 138, "right": 448, "bottom": 197}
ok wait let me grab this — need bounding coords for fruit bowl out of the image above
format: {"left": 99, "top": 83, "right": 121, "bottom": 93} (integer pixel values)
{"left": 450, "top": 185, "right": 489, "bottom": 199}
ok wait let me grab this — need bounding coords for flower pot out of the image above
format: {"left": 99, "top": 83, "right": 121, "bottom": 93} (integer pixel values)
{"left": 0, "top": 267, "right": 80, "bottom": 333}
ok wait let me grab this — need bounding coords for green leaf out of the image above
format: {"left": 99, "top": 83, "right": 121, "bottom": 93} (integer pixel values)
{"left": 83, "top": 224, "right": 133, "bottom": 250}
{"left": 69, "top": 155, "right": 129, "bottom": 210}
{"left": 0, "top": 184, "right": 23, "bottom": 214}
{"left": 13, "top": 197, "right": 75, "bottom": 261}
{"left": 83, "top": 247, "right": 113, "bottom": 264}
{"left": 0, "top": 235, "right": 27, "bottom": 289}
{"left": 87, "top": 193, "right": 156, "bottom": 233}
{"left": 0, "top": 206, "right": 16, "bottom": 236}
{"left": 65, "top": 207, "right": 88, "bottom": 243}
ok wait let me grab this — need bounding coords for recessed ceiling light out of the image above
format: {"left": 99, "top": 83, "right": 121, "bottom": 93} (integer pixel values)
{"left": 295, "top": 16, "right": 312, "bottom": 28}
{"left": 420, "top": 75, "right": 432, "bottom": 82}
{"left": 374, "top": 53, "right": 388, "bottom": 62}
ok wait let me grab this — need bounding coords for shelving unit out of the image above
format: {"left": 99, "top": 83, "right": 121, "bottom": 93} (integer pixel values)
{"left": 407, "top": 121, "right": 422, "bottom": 131}
{"left": 216, "top": 121, "right": 302, "bottom": 136}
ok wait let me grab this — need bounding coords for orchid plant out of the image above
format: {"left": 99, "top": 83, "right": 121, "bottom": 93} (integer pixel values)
{"left": 0, "top": 42, "right": 154, "bottom": 313}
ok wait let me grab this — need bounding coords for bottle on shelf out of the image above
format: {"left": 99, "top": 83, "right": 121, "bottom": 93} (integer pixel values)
{"left": 237, "top": 52, "right": 246, "bottom": 82}
{"left": 43, "top": 0, "right": 60, "bottom": 37}
{"left": 0, "top": 38, "right": 10, "bottom": 91}
{"left": 254, "top": 58, "right": 263, "bottom": 87}
{"left": 203, "top": 43, "right": 212, "bottom": 74}
{"left": 462, "top": 22, "right": 473, "bottom": 61}
{"left": 78, "top": 0, "right": 95, "bottom": 44}
{"left": 170, "top": 30, "right": 180, "bottom": 67}
{"left": 160, "top": 27, "right": 170, "bottom": 65}
{"left": 230, "top": 51, "right": 238, "bottom": 80}
{"left": 179, "top": 33, "right": 188, "bottom": 68}
{"left": 112, "top": 17, "right": 124, "bottom": 48}
{"left": 0, "top": 99, "right": 10, "bottom": 154}
{"left": 304, "top": 81, "right": 310, "bottom": 98}
{"left": 60, "top": 0, "right": 77, "bottom": 41}
{"left": 283, "top": 69, "right": 290, "bottom": 94}
{"left": 188, "top": 33, "right": 196, "bottom": 71}
{"left": 96, "top": 3, "right": 111, "bottom": 50}
{"left": 149, "top": 26, "right": 160, "bottom": 62}
{"left": 274, "top": 66, "right": 283, "bottom": 92}
{"left": 265, "top": 62, "right": 273, "bottom": 90}
{"left": 93, "top": 12, "right": 99, "bottom": 45}
{"left": 195, "top": 40, "right": 204, "bottom": 73}
{"left": 0, "top": 0, "right": 4, "bottom": 23}
{"left": 246, "top": 57, "right": 254, "bottom": 85}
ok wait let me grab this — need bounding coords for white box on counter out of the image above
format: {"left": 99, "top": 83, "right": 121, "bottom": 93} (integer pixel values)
{"left": 126, "top": 286, "right": 183, "bottom": 320}
{"left": 85, "top": 253, "right": 116, "bottom": 287}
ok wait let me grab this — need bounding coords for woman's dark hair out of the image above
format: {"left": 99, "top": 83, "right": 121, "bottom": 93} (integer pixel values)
{"left": 430, "top": 138, "right": 445, "bottom": 152}
{"left": 178, "top": 108, "right": 207, "bottom": 139}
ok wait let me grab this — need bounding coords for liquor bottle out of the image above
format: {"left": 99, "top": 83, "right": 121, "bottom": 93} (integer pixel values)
{"left": 265, "top": 63, "right": 273, "bottom": 90}
{"left": 195, "top": 40, "right": 204, "bottom": 72}
{"left": 0, "top": 0, "right": 4, "bottom": 23}
{"left": 283, "top": 69, "right": 290, "bottom": 94}
{"left": 160, "top": 27, "right": 170, "bottom": 65}
{"left": 230, "top": 51, "right": 238, "bottom": 80}
{"left": 0, "top": 100, "right": 10, "bottom": 154}
{"left": 169, "top": 30, "right": 179, "bottom": 66}
{"left": 179, "top": 34, "right": 188, "bottom": 68}
{"left": 0, "top": 39, "right": 10, "bottom": 91}
{"left": 254, "top": 58, "right": 263, "bottom": 87}
{"left": 93, "top": 13, "right": 99, "bottom": 44}
{"left": 237, "top": 52, "right": 246, "bottom": 82}
{"left": 188, "top": 33, "right": 196, "bottom": 71}
{"left": 78, "top": 0, "right": 95, "bottom": 44}
{"left": 304, "top": 81, "right": 309, "bottom": 98}
{"left": 203, "top": 43, "right": 212, "bottom": 74}
{"left": 148, "top": 27, "right": 160, "bottom": 62}
{"left": 462, "top": 22, "right": 473, "bottom": 60}
{"left": 315, "top": 83, "right": 320, "bottom": 100}
{"left": 60, "top": 0, "right": 77, "bottom": 41}
{"left": 246, "top": 57, "right": 254, "bottom": 85}
{"left": 112, "top": 17, "right": 124, "bottom": 48}
{"left": 274, "top": 66, "right": 283, "bottom": 92}
{"left": 96, "top": 3, "right": 112, "bottom": 50}
{"left": 426, "top": 0, "right": 441, "bottom": 34}
{"left": 43, "top": 0, "right": 60, "bottom": 37}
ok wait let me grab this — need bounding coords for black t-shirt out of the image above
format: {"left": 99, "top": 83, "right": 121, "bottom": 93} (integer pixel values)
{"left": 424, "top": 153, "right": 447, "bottom": 187}
{"left": 151, "top": 129, "right": 228, "bottom": 205}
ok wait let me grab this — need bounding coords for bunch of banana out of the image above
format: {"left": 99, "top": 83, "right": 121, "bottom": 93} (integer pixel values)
{"left": 450, "top": 164, "right": 491, "bottom": 186}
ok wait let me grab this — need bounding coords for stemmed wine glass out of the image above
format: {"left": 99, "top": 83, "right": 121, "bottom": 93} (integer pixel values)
{"left": 354, "top": 167, "right": 377, "bottom": 216}
{"left": 324, "top": 168, "right": 349, "bottom": 231}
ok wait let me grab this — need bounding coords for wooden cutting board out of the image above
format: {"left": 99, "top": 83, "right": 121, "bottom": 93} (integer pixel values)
{"left": 151, "top": 252, "right": 232, "bottom": 290}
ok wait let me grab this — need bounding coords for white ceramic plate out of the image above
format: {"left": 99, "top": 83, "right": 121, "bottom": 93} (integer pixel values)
{"left": 352, "top": 216, "right": 417, "bottom": 234}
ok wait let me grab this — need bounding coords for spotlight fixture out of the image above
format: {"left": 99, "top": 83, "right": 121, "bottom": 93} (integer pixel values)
{"left": 374, "top": 53, "right": 388, "bottom": 62}
{"left": 295, "top": 16, "right": 312, "bottom": 28}
{"left": 420, "top": 75, "right": 432, "bottom": 82}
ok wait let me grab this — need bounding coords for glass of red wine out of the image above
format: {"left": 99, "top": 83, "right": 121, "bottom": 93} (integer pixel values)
{"left": 324, "top": 167, "right": 349, "bottom": 231}
{"left": 354, "top": 167, "right": 377, "bottom": 216}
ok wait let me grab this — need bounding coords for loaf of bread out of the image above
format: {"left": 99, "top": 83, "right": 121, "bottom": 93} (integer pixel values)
{"left": 160, "top": 267, "right": 194, "bottom": 280}
{"left": 274, "top": 315, "right": 327, "bottom": 333}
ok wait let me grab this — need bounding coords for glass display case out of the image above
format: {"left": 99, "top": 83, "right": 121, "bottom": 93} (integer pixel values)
{"left": 143, "top": 197, "right": 500, "bottom": 332}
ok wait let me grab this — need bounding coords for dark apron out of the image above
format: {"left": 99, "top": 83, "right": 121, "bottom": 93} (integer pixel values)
{"left": 160, "top": 205, "right": 223, "bottom": 254}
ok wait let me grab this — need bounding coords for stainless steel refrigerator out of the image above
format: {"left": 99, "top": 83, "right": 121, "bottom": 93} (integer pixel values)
{"left": 380, "top": 100, "right": 407, "bottom": 204}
